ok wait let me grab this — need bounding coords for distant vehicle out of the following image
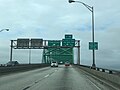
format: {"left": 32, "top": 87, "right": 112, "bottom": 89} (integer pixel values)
{"left": 5, "top": 61, "right": 19, "bottom": 66}
{"left": 65, "top": 61, "right": 70, "bottom": 66}
{"left": 0, "top": 64, "right": 4, "bottom": 67}
{"left": 59, "top": 61, "right": 63, "bottom": 64}
{"left": 0, "top": 64, "right": 6, "bottom": 67}
{"left": 51, "top": 61, "right": 58, "bottom": 67}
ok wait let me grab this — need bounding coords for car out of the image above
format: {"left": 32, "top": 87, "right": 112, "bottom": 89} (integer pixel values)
{"left": 0, "top": 64, "right": 6, "bottom": 67}
{"left": 51, "top": 61, "right": 58, "bottom": 67}
{"left": 65, "top": 61, "right": 70, "bottom": 66}
{"left": 59, "top": 61, "right": 63, "bottom": 64}
{"left": 5, "top": 61, "right": 19, "bottom": 66}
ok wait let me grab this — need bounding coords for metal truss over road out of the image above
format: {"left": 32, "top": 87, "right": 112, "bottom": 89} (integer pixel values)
{"left": 9, "top": 34, "right": 80, "bottom": 64}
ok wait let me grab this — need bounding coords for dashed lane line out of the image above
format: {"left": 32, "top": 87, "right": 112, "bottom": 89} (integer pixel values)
{"left": 23, "top": 69, "right": 58, "bottom": 90}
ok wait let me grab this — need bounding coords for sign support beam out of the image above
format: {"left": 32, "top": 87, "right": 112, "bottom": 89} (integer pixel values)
{"left": 10, "top": 40, "right": 13, "bottom": 62}
{"left": 77, "top": 40, "right": 80, "bottom": 65}
{"left": 10, "top": 35, "right": 80, "bottom": 64}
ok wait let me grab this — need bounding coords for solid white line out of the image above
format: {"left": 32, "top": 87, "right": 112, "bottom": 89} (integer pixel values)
{"left": 54, "top": 69, "right": 58, "bottom": 72}
{"left": 44, "top": 74, "right": 49, "bottom": 78}
{"left": 84, "top": 71, "right": 119, "bottom": 90}
{"left": 88, "top": 79, "right": 101, "bottom": 90}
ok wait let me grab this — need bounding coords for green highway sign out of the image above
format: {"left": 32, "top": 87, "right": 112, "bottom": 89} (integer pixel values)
{"left": 89, "top": 42, "right": 98, "bottom": 50}
{"left": 62, "top": 39, "right": 75, "bottom": 46}
{"left": 65, "top": 34, "right": 73, "bottom": 39}
{"left": 48, "top": 40, "right": 61, "bottom": 46}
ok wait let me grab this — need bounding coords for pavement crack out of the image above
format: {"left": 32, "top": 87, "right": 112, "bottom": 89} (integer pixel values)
{"left": 23, "top": 86, "right": 31, "bottom": 90}
{"left": 35, "top": 81, "right": 38, "bottom": 83}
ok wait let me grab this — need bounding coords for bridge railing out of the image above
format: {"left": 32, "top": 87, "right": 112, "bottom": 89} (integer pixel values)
{"left": 0, "top": 64, "right": 50, "bottom": 76}
{"left": 95, "top": 67, "right": 120, "bottom": 75}
{"left": 76, "top": 64, "right": 120, "bottom": 75}
{"left": 74, "top": 64, "right": 120, "bottom": 89}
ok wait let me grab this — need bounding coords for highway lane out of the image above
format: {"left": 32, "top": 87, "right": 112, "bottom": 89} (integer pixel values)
{"left": 0, "top": 65, "right": 113, "bottom": 90}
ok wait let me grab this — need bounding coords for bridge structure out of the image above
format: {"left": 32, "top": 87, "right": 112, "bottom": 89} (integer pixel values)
{"left": 9, "top": 34, "right": 80, "bottom": 64}
{"left": 0, "top": 34, "right": 119, "bottom": 89}
{"left": 0, "top": 62, "right": 120, "bottom": 90}
{"left": 5, "top": 34, "right": 119, "bottom": 90}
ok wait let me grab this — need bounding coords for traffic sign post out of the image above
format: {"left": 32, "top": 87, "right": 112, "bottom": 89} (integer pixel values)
{"left": 89, "top": 42, "right": 98, "bottom": 50}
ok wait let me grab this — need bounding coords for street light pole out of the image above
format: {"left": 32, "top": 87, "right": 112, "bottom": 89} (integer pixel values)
{"left": 0, "top": 29, "right": 9, "bottom": 32}
{"left": 91, "top": 7, "right": 96, "bottom": 67}
{"left": 68, "top": 0, "right": 96, "bottom": 68}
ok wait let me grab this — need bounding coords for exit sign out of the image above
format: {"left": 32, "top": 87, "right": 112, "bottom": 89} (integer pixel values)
{"left": 89, "top": 42, "right": 98, "bottom": 50}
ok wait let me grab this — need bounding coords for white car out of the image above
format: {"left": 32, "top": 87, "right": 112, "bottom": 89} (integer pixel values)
{"left": 51, "top": 61, "right": 58, "bottom": 67}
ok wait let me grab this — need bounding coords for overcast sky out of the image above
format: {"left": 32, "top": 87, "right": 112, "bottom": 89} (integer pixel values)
{"left": 0, "top": 0, "right": 120, "bottom": 70}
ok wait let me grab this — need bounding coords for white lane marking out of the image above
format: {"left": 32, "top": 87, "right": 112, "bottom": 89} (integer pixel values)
{"left": 88, "top": 79, "right": 101, "bottom": 90}
{"left": 23, "top": 70, "right": 57, "bottom": 90}
{"left": 44, "top": 74, "right": 49, "bottom": 78}
{"left": 82, "top": 69, "right": 119, "bottom": 90}
{"left": 44, "top": 69, "right": 58, "bottom": 78}
{"left": 54, "top": 69, "right": 58, "bottom": 72}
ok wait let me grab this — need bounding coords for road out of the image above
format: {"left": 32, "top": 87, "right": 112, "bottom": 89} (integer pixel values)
{"left": 0, "top": 65, "right": 113, "bottom": 90}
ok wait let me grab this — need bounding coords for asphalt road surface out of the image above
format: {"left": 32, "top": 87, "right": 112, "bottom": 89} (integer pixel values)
{"left": 0, "top": 65, "right": 113, "bottom": 90}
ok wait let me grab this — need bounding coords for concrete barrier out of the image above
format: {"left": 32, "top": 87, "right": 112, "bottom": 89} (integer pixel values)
{"left": 0, "top": 64, "right": 50, "bottom": 75}
{"left": 75, "top": 65, "right": 120, "bottom": 88}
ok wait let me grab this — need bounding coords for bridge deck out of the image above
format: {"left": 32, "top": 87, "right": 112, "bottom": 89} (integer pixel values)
{"left": 0, "top": 65, "right": 117, "bottom": 90}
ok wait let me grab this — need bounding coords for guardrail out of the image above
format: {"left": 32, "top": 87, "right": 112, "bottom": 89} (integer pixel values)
{"left": 74, "top": 64, "right": 120, "bottom": 89}
{"left": 0, "top": 64, "right": 50, "bottom": 76}
{"left": 79, "top": 64, "right": 120, "bottom": 75}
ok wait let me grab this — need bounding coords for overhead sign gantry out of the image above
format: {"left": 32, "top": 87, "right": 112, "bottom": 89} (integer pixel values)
{"left": 9, "top": 34, "right": 80, "bottom": 64}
